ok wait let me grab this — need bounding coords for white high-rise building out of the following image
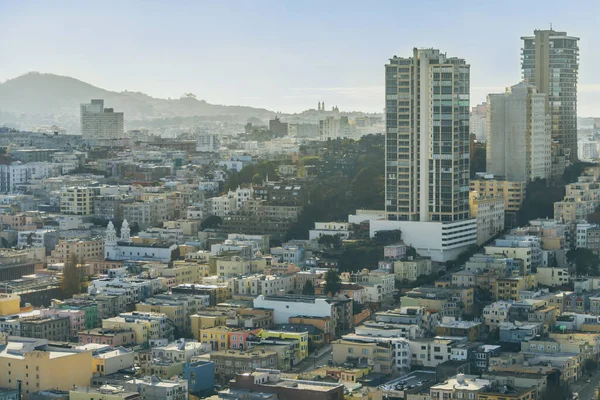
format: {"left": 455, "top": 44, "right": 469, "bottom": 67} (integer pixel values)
{"left": 486, "top": 83, "right": 551, "bottom": 182}
{"left": 196, "top": 133, "right": 220, "bottom": 152}
{"left": 377, "top": 48, "right": 476, "bottom": 262}
{"left": 80, "top": 99, "right": 124, "bottom": 142}
{"left": 470, "top": 103, "right": 487, "bottom": 142}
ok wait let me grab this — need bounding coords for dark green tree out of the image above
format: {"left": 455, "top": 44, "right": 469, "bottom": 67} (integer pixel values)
{"left": 324, "top": 269, "right": 342, "bottom": 297}
{"left": 318, "top": 234, "right": 343, "bottom": 250}
{"left": 302, "top": 280, "right": 315, "bottom": 295}
{"left": 406, "top": 246, "right": 417, "bottom": 258}
{"left": 61, "top": 254, "right": 84, "bottom": 299}
{"left": 201, "top": 215, "right": 223, "bottom": 230}
{"left": 567, "top": 248, "right": 600, "bottom": 276}
{"left": 374, "top": 229, "right": 402, "bottom": 244}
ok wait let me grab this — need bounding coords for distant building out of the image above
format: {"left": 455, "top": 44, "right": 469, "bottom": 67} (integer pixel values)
{"left": 470, "top": 103, "right": 487, "bottom": 142}
{"left": 521, "top": 29, "right": 579, "bottom": 166}
{"left": 269, "top": 117, "right": 288, "bottom": 137}
{"left": 470, "top": 176, "right": 526, "bottom": 213}
{"left": 196, "top": 133, "right": 220, "bottom": 152}
{"left": 469, "top": 192, "right": 505, "bottom": 245}
{"left": 487, "top": 83, "right": 551, "bottom": 182}
{"left": 80, "top": 99, "right": 124, "bottom": 143}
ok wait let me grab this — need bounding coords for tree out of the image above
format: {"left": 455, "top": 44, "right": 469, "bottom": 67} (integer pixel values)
{"left": 567, "top": 248, "right": 600, "bottom": 276}
{"left": 324, "top": 269, "right": 342, "bottom": 297}
{"left": 302, "top": 280, "right": 315, "bottom": 295}
{"left": 318, "top": 234, "right": 342, "bottom": 250}
{"left": 406, "top": 246, "right": 417, "bottom": 258}
{"left": 201, "top": 215, "right": 223, "bottom": 230}
{"left": 61, "top": 254, "right": 84, "bottom": 299}
{"left": 374, "top": 229, "right": 402, "bottom": 244}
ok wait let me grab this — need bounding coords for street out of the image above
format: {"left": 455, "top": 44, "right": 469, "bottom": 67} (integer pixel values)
{"left": 293, "top": 345, "right": 333, "bottom": 373}
{"left": 572, "top": 372, "right": 600, "bottom": 400}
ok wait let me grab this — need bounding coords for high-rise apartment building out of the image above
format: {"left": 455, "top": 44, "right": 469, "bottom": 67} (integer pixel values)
{"left": 80, "top": 99, "right": 124, "bottom": 142}
{"left": 486, "top": 83, "right": 551, "bottom": 182}
{"left": 385, "top": 48, "right": 470, "bottom": 222}
{"left": 377, "top": 48, "right": 476, "bottom": 262}
{"left": 470, "top": 103, "right": 487, "bottom": 142}
{"left": 521, "top": 29, "right": 579, "bottom": 167}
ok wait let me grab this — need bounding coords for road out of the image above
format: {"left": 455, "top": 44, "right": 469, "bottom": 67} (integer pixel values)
{"left": 293, "top": 345, "right": 333, "bottom": 373}
{"left": 572, "top": 371, "right": 600, "bottom": 400}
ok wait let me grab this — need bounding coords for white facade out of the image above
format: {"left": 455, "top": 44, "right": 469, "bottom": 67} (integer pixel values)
{"left": 470, "top": 103, "right": 487, "bottom": 142}
{"left": 487, "top": 83, "right": 551, "bottom": 182}
{"left": 206, "top": 192, "right": 236, "bottom": 217}
{"left": 469, "top": 192, "right": 505, "bottom": 245}
{"left": 576, "top": 223, "right": 598, "bottom": 248}
{"left": 537, "top": 267, "right": 570, "bottom": 287}
{"left": 0, "top": 162, "right": 63, "bottom": 192}
{"left": 370, "top": 219, "right": 477, "bottom": 262}
{"left": 80, "top": 99, "right": 124, "bottom": 142}
{"left": 17, "top": 229, "right": 58, "bottom": 251}
{"left": 309, "top": 222, "right": 351, "bottom": 241}
{"left": 253, "top": 295, "right": 333, "bottom": 325}
{"left": 196, "top": 133, "right": 220, "bottom": 152}
{"left": 237, "top": 274, "right": 296, "bottom": 296}
{"left": 578, "top": 139, "right": 599, "bottom": 162}
{"left": 342, "top": 334, "right": 411, "bottom": 371}
{"left": 270, "top": 245, "right": 305, "bottom": 265}
{"left": 104, "top": 221, "right": 176, "bottom": 262}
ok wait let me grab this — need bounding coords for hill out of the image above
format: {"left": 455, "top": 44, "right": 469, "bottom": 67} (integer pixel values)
{"left": 0, "top": 72, "right": 276, "bottom": 121}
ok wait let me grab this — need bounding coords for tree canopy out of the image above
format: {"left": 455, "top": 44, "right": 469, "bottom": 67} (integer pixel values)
{"left": 61, "top": 254, "right": 86, "bottom": 299}
{"left": 302, "top": 280, "right": 315, "bottom": 295}
{"left": 324, "top": 269, "right": 342, "bottom": 297}
{"left": 566, "top": 248, "right": 600, "bottom": 276}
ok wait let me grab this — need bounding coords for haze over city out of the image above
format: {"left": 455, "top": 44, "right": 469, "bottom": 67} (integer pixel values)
{"left": 3, "top": 2, "right": 600, "bottom": 400}
{"left": 1, "top": 0, "right": 599, "bottom": 115}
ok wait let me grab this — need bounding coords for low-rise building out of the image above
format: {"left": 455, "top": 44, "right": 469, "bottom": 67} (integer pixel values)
{"left": 210, "top": 349, "right": 279, "bottom": 382}
{"left": 123, "top": 376, "right": 188, "bottom": 400}
{"left": 0, "top": 337, "right": 93, "bottom": 397}
{"left": 393, "top": 258, "right": 432, "bottom": 282}
{"left": 536, "top": 267, "right": 570, "bottom": 287}
{"left": 429, "top": 373, "right": 490, "bottom": 399}
{"left": 469, "top": 192, "right": 505, "bottom": 245}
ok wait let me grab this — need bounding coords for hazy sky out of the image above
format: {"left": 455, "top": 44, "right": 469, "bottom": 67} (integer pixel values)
{"left": 1, "top": 0, "right": 598, "bottom": 115}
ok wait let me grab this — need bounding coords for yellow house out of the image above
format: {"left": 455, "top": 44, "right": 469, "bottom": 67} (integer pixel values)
{"left": 494, "top": 275, "right": 537, "bottom": 301}
{"left": 190, "top": 312, "right": 228, "bottom": 340}
{"left": 159, "top": 262, "right": 204, "bottom": 285}
{"left": 199, "top": 326, "right": 231, "bottom": 351}
{"left": 0, "top": 294, "right": 20, "bottom": 316}
{"left": 0, "top": 338, "right": 93, "bottom": 399}
{"left": 258, "top": 329, "right": 309, "bottom": 361}
{"left": 102, "top": 317, "right": 150, "bottom": 345}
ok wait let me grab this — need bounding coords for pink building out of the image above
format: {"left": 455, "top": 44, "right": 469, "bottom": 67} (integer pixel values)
{"left": 229, "top": 329, "right": 261, "bottom": 350}
{"left": 78, "top": 327, "right": 137, "bottom": 347}
{"left": 42, "top": 308, "right": 86, "bottom": 338}
{"left": 384, "top": 244, "right": 407, "bottom": 260}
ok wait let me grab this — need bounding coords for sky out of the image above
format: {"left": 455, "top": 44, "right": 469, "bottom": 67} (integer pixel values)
{"left": 0, "top": 0, "right": 599, "bottom": 115}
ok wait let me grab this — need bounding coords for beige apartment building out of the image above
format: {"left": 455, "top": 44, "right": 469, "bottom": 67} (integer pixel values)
{"left": 48, "top": 238, "right": 104, "bottom": 264}
{"left": 60, "top": 186, "right": 98, "bottom": 215}
{"left": 470, "top": 177, "right": 526, "bottom": 212}
{"left": 469, "top": 192, "right": 505, "bottom": 245}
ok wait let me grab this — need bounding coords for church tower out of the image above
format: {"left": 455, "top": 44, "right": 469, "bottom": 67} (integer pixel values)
{"left": 105, "top": 221, "right": 117, "bottom": 260}
{"left": 120, "top": 219, "right": 131, "bottom": 242}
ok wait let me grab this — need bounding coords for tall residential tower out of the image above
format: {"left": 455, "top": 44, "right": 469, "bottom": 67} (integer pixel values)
{"left": 521, "top": 29, "right": 579, "bottom": 169}
{"left": 486, "top": 83, "right": 551, "bottom": 182}
{"left": 377, "top": 48, "right": 476, "bottom": 261}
